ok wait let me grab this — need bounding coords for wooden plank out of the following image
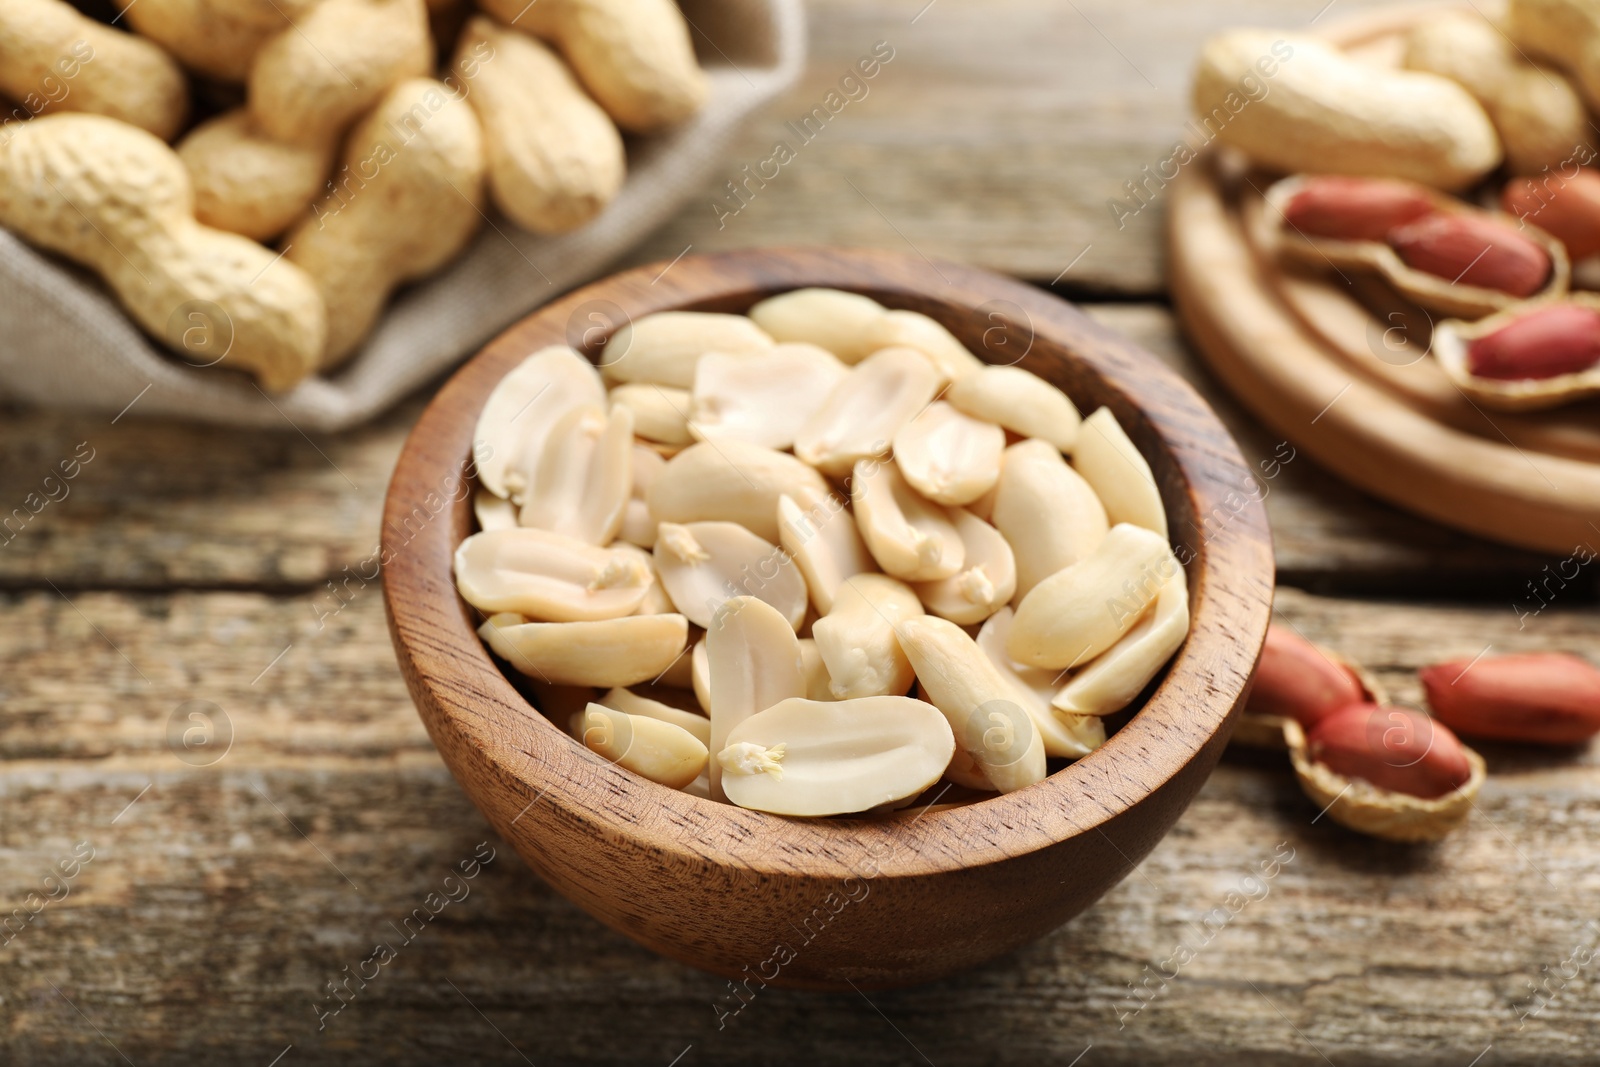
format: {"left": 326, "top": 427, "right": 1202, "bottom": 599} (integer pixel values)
{"left": 0, "top": 590, "right": 430, "bottom": 762}
{"left": 2, "top": 585, "right": 1597, "bottom": 1063}
{"left": 0, "top": 305, "right": 1561, "bottom": 596}
{"left": 0, "top": 399, "right": 417, "bottom": 592}
{"left": 625, "top": 0, "right": 1398, "bottom": 293}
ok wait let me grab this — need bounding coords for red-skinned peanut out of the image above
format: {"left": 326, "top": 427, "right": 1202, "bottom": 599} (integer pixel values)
{"left": 1306, "top": 703, "right": 1473, "bottom": 800}
{"left": 1246, "top": 623, "right": 1366, "bottom": 728}
{"left": 1421, "top": 652, "right": 1600, "bottom": 745}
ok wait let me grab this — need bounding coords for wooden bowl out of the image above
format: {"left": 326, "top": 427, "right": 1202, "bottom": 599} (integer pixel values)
{"left": 381, "top": 247, "right": 1274, "bottom": 990}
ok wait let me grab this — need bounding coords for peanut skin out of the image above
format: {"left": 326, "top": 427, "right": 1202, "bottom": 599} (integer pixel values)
{"left": 248, "top": 0, "right": 432, "bottom": 147}
{"left": 0, "top": 113, "right": 326, "bottom": 391}
{"left": 1404, "top": 12, "right": 1592, "bottom": 176}
{"left": 1466, "top": 304, "right": 1600, "bottom": 380}
{"left": 452, "top": 17, "right": 624, "bottom": 235}
{"left": 1192, "top": 30, "right": 1501, "bottom": 191}
{"left": 124, "top": 0, "right": 283, "bottom": 83}
{"left": 1387, "top": 213, "right": 1551, "bottom": 296}
{"left": 1282, "top": 176, "right": 1435, "bottom": 242}
{"left": 1422, "top": 652, "right": 1600, "bottom": 745}
{"left": 1246, "top": 623, "right": 1366, "bottom": 728}
{"left": 1507, "top": 0, "right": 1600, "bottom": 113}
{"left": 478, "top": 0, "right": 707, "bottom": 133}
{"left": 284, "top": 78, "right": 486, "bottom": 367}
{"left": 178, "top": 109, "right": 335, "bottom": 241}
{"left": 0, "top": 0, "right": 189, "bottom": 141}
{"left": 1307, "top": 704, "right": 1473, "bottom": 800}
{"left": 1503, "top": 169, "right": 1600, "bottom": 262}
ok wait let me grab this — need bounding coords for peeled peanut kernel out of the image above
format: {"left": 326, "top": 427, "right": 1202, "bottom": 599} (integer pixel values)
{"left": 747, "top": 288, "right": 888, "bottom": 362}
{"left": 1073, "top": 408, "right": 1167, "bottom": 535}
{"left": 851, "top": 459, "right": 965, "bottom": 581}
{"left": 600, "top": 312, "right": 773, "bottom": 388}
{"left": 976, "top": 607, "right": 1105, "bottom": 759}
{"left": 706, "top": 596, "right": 805, "bottom": 801}
{"left": 946, "top": 366, "right": 1082, "bottom": 452}
{"left": 579, "top": 704, "right": 707, "bottom": 790}
{"left": 796, "top": 638, "right": 837, "bottom": 702}
{"left": 718, "top": 696, "right": 955, "bottom": 816}
{"left": 911, "top": 509, "right": 1016, "bottom": 626}
{"left": 635, "top": 579, "right": 677, "bottom": 617}
{"left": 649, "top": 631, "right": 698, "bottom": 691}
{"left": 475, "top": 346, "right": 605, "bottom": 501}
{"left": 1192, "top": 30, "right": 1501, "bottom": 191}
{"left": 895, "top": 615, "right": 1047, "bottom": 793}
{"left": 1421, "top": 652, "right": 1600, "bottom": 745}
{"left": 1052, "top": 556, "right": 1188, "bottom": 717}
{"left": 1008, "top": 523, "right": 1176, "bottom": 670}
{"left": 609, "top": 383, "right": 693, "bottom": 446}
{"left": 631, "top": 441, "right": 666, "bottom": 492}
{"left": 517, "top": 404, "right": 632, "bottom": 544}
{"left": 462, "top": 289, "right": 1200, "bottom": 812}
{"left": 942, "top": 742, "right": 995, "bottom": 792}
{"left": 690, "top": 636, "right": 711, "bottom": 712}
{"left": 861, "top": 309, "right": 985, "bottom": 382}
{"left": 1247, "top": 623, "right": 1367, "bottom": 728}
{"left": 795, "top": 347, "right": 942, "bottom": 476}
{"left": 648, "top": 439, "right": 830, "bottom": 543}
{"left": 620, "top": 498, "right": 656, "bottom": 549}
{"left": 598, "top": 686, "right": 710, "bottom": 747}
{"left": 776, "top": 492, "right": 875, "bottom": 615}
{"left": 610, "top": 542, "right": 676, "bottom": 615}
{"left": 1306, "top": 703, "right": 1473, "bottom": 800}
{"left": 992, "top": 439, "right": 1108, "bottom": 599}
{"left": 892, "top": 401, "right": 1005, "bottom": 507}
{"left": 653, "top": 521, "right": 807, "bottom": 631}
{"left": 478, "top": 611, "right": 688, "bottom": 688}
{"left": 454, "top": 528, "right": 651, "bottom": 621}
{"left": 474, "top": 488, "right": 517, "bottom": 532}
{"left": 967, "top": 480, "right": 999, "bottom": 523}
{"left": 1281, "top": 175, "right": 1436, "bottom": 242}
{"left": 812, "top": 573, "right": 922, "bottom": 700}
{"left": 689, "top": 344, "right": 848, "bottom": 450}
{"left": 619, "top": 443, "right": 666, "bottom": 549}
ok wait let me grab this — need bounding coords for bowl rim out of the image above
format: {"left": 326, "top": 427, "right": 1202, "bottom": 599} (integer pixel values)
{"left": 382, "top": 246, "right": 1274, "bottom": 882}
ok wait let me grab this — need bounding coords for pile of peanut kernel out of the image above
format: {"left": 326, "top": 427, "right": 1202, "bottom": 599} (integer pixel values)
{"left": 456, "top": 288, "right": 1189, "bottom": 817}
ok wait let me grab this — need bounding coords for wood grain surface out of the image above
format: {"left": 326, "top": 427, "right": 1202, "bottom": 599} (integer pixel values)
{"left": 3, "top": 0, "right": 1599, "bottom": 1062}
{"left": 626, "top": 0, "right": 1400, "bottom": 294}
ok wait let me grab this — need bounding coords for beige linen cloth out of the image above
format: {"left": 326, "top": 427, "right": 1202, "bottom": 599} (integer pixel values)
{"left": 0, "top": 0, "right": 804, "bottom": 430}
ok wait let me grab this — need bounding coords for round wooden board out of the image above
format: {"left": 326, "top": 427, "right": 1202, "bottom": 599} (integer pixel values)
{"left": 1168, "top": 8, "right": 1600, "bottom": 555}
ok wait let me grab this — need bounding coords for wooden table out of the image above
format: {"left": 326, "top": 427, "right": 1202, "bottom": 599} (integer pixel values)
{"left": 4, "top": 2, "right": 1597, "bottom": 1063}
